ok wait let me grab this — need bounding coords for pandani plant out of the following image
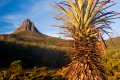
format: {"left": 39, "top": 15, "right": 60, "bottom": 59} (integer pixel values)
{"left": 51, "top": 0, "right": 120, "bottom": 80}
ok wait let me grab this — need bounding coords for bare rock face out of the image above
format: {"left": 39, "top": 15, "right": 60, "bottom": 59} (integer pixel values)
{"left": 14, "top": 19, "right": 40, "bottom": 34}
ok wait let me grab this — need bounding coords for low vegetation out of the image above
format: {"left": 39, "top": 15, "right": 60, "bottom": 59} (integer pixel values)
{"left": 102, "top": 38, "right": 120, "bottom": 80}
{"left": 0, "top": 60, "right": 67, "bottom": 80}
{"left": 0, "top": 35, "right": 120, "bottom": 79}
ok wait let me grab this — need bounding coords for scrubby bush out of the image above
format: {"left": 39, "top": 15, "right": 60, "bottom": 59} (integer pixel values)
{"left": 1, "top": 60, "right": 67, "bottom": 80}
{"left": 28, "top": 67, "right": 67, "bottom": 80}
{"left": 5, "top": 60, "right": 25, "bottom": 80}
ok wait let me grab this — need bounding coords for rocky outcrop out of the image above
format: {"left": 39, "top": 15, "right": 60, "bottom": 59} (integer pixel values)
{"left": 14, "top": 19, "right": 40, "bottom": 34}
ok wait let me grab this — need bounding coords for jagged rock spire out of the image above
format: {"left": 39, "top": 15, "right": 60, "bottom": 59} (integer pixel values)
{"left": 14, "top": 19, "right": 40, "bottom": 33}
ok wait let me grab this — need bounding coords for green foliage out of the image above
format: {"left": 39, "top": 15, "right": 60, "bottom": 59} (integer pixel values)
{"left": 8, "top": 60, "right": 24, "bottom": 74}
{"left": 101, "top": 38, "right": 120, "bottom": 79}
{"left": 0, "top": 61, "right": 68, "bottom": 80}
{"left": 5, "top": 60, "right": 25, "bottom": 80}
{"left": 28, "top": 67, "right": 67, "bottom": 80}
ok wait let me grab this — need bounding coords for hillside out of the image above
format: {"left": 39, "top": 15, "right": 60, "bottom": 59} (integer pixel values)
{"left": 0, "top": 19, "right": 70, "bottom": 68}
{"left": 105, "top": 37, "right": 120, "bottom": 59}
{"left": 102, "top": 37, "right": 120, "bottom": 78}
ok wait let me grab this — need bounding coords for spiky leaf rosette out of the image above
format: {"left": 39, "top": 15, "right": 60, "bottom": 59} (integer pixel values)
{"left": 52, "top": 0, "right": 119, "bottom": 80}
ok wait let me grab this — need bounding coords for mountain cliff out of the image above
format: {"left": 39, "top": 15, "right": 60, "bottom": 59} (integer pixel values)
{"left": 12, "top": 19, "right": 45, "bottom": 38}
{"left": 14, "top": 19, "right": 40, "bottom": 34}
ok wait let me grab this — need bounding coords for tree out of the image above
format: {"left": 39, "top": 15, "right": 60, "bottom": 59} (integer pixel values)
{"left": 52, "top": 0, "right": 120, "bottom": 80}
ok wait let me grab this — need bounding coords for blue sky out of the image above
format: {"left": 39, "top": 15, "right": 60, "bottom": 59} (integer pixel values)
{"left": 0, "top": 0, "right": 120, "bottom": 39}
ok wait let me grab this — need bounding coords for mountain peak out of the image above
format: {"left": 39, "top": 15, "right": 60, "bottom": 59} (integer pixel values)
{"left": 23, "top": 18, "right": 31, "bottom": 24}
{"left": 14, "top": 19, "right": 40, "bottom": 34}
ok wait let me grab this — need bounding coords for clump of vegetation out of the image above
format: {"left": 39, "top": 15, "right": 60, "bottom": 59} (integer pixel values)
{"left": 5, "top": 60, "right": 25, "bottom": 80}
{"left": 102, "top": 48, "right": 120, "bottom": 80}
{"left": 28, "top": 67, "right": 67, "bottom": 80}
{"left": 0, "top": 60, "right": 67, "bottom": 80}
{"left": 0, "top": 71, "right": 7, "bottom": 80}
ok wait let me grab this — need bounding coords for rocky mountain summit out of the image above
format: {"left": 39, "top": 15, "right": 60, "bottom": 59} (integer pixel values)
{"left": 14, "top": 19, "right": 40, "bottom": 34}
{"left": 12, "top": 19, "right": 43, "bottom": 38}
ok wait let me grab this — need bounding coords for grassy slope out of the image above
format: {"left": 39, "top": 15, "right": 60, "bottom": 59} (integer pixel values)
{"left": 0, "top": 32, "right": 69, "bottom": 50}
{"left": 0, "top": 32, "right": 120, "bottom": 73}
{"left": 0, "top": 32, "right": 70, "bottom": 68}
